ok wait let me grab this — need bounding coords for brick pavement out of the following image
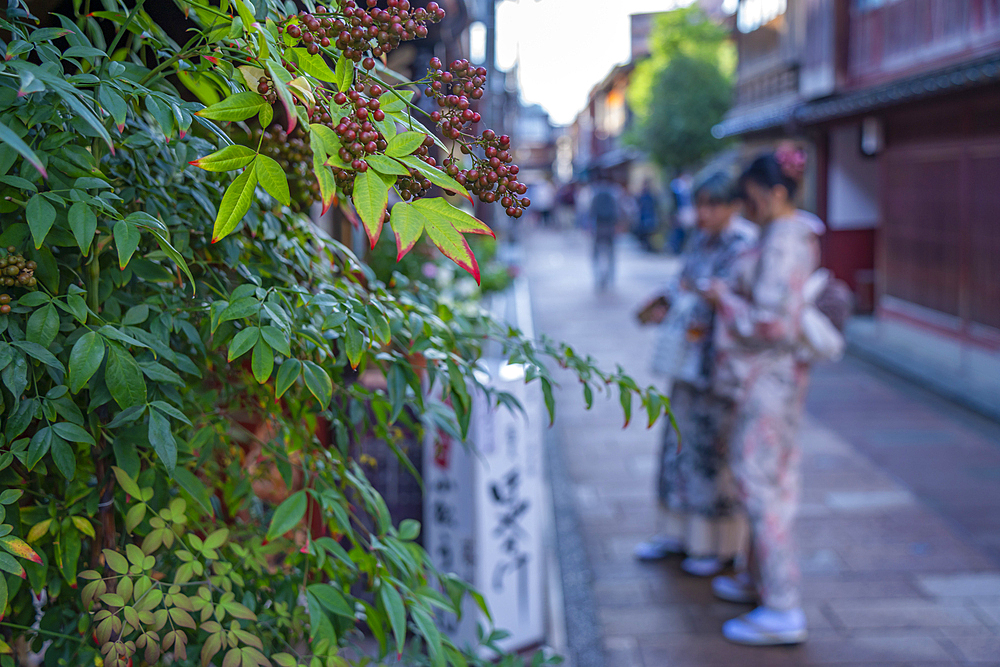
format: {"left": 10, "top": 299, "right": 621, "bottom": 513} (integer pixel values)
{"left": 524, "top": 229, "right": 1000, "bottom": 667}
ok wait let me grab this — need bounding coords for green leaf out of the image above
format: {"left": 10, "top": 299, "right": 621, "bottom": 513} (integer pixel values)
{"left": 344, "top": 322, "right": 363, "bottom": 369}
{"left": 274, "top": 359, "right": 300, "bottom": 400}
{"left": 251, "top": 337, "right": 273, "bottom": 384}
{"left": 122, "top": 304, "right": 149, "bottom": 326}
{"left": 98, "top": 85, "right": 127, "bottom": 129}
{"left": 301, "top": 360, "right": 332, "bottom": 408}
{"left": 307, "top": 583, "right": 355, "bottom": 617}
{"left": 352, "top": 169, "right": 391, "bottom": 248}
{"left": 0, "top": 118, "right": 46, "bottom": 178}
{"left": 196, "top": 91, "right": 268, "bottom": 121}
{"left": 68, "top": 202, "right": 97, "bottom": 255}
{"left": 26, "top": 427, "right": 53, "bottom": 471}
{"left": 411, "top": 607, "right": 442, "bottom": 664}
{"left": 412, "top": 197, "right": 495, "bottom": 236}
{"left": 112, "top": 466, "right": 142, "bottom": 498}
{"left": 26, "top": 303, "right": 59, "bottom": 349}
{"left": 190, "top": 144, "right": 257, "bottom": 172}
{"left": 103, "top": 549, "right": 129, "bottom": 575}
{"left": 227, "top": 326, "right": 259, "bottom": 361}
{"left": 365, "top": 304, "right": 390, "bottom": 345}
{"left": 265, "top": 490, "right": 307, "bottom": 541}
{"left": 50, "top": 435, "right": 75, "bottom": 479}
{"left": 385, "top": 131, "right": 426, "bottom": 157}
{"left": 52, "top": 422, "right": 95, "bottom": 445}
{"left": 542, "top": 377, "right": 555, "bottom": 426}
{"left": 255, "top": 155, "right": 290, "bottom": 206}
{"left": 113, "top": 220, "right": 141, "bottom": 270}
{"left": 398, "top": 519, "right": 420, "bottom": 541}
{"left": 202, "top": 528, "right": 229, "bottom": 550}
{"left": 105, "top": 344, "right": 147, "bottom": 409}
{"left": 378, "top": 89, "right": 415, "bottom": 113}
{"left": 173, "top": 467, "right": 214, "bottom": 515}
{"left": 68, "top": 331, "right": 105, "bottom": 393}
{"left": 220, "top": 296, "right": 260, "bottom": 321}
{"left": 2, "top": 351, "right": 28, "bottom": 400}
{"left": 365, "top": 154, "right": 410, "bottom": 176}
{"left": 148, "top": 409, "right": 177, "bottom": 473}
{"left": 389, "top": 201, "right": 425, "bottom": 260}
{"left": 11, "top": 340, "right": 62, "bottom": 370}
{"left": 26, "top": 194, "right": 56, "bottom": 248}
{"left": 379, "top": 584, "right": 406, "bottom": 656}
{"left": 212, "top": 161, "right": 258, "bottom": 242}
{"left": 334, "top": 54, "right": 353, "bottom": 92}
{"left": 260, "top": 325, "right": 290, "bottom": 356}
{"left": 294, "top": 48, "right": 339, "bottom": 83}
{"left": 0, "top": 552, "right": 26, "bottom": 579}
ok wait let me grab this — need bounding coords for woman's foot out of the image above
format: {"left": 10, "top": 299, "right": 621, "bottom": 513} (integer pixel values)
{"left": 680, "top": 555, "right": 726, "bottom": 577}
{"left": 633, "top": 536, "right": 684, "bottom": 561}
{"left": 722, "top": 606, "right": 807, "bottom": 645}
{"left": 712, "top": 572, "right": 758, "bottom": 604}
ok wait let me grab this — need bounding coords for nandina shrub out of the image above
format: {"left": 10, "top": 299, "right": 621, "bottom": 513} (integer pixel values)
{"left": 0, "top": 2, "right": 670, "bottom": 666}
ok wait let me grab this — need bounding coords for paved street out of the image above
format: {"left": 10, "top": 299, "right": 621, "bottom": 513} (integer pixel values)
{"left": 524, "top": 228, "right": 1000, "bottom": 667}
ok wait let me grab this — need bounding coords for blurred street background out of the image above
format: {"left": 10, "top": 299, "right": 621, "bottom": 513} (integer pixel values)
{"left": 526, "top": 228, "right": 1000, "bottom": 667}
{"left": 366, "top": 0, "right": 1000, "bottom": 663}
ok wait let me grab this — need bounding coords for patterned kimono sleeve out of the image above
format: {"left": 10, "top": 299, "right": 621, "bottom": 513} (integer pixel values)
{"left": 716, "top": 221, "right": 816, "bottom": 346}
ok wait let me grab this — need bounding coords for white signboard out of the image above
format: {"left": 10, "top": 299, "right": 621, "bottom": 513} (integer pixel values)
{"left": 423, "top": 362, "right": 546, "bottom": 654}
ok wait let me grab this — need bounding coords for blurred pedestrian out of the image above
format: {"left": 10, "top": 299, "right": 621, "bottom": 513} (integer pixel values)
{"left": 589, "top": 172, "right": 623, "bottom": 290}
{"left": 633, "top": 172, "right": 757, "bottom": 576}
{"left": 633, "top": 181, "right": 660, "bottom": 252}
{"left": 668, "top": 171, "right": 696, "bottom": 254}
{"left": 533, "top": 178, "right": 556, "bottom": 227}
{"left": 703, "top": 148, "right": 824, "bottom": 646}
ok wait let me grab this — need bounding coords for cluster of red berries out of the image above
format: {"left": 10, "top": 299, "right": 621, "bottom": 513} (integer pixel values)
{"left": 253, "top": 125, "right": 319, "bottom": 212}
{"left": 281, "top": 0, "right": 445, "bottom": 68}
{"left": 255, "top": 76, "right": 279, "bottom": 105}
{"left": 425, "top": 58, "right": 485, "bottom": 140}
{"left": 443, "top": 131, "right": 529, "bottom": 217}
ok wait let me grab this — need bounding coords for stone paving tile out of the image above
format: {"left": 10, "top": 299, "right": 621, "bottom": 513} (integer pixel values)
{"left": 525, "top": 230, "right": 1000, "bottom": 667}
{"left": 917, "top": 573, "right": 1000, "bottom": 598}
{"left": 825, "top": 598, "right": 984, "bottom": 629}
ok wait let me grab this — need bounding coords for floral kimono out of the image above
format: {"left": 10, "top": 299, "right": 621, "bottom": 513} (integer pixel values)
{"left": 713, "top": 210, "right": 822, "bottom": 610}
{"left": 653, "top": 220, "right": 757, "bottom": 556}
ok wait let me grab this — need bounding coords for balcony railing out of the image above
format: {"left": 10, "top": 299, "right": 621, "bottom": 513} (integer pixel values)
{"left": 850, "top": 0, "right": 1000, "bottom": 86}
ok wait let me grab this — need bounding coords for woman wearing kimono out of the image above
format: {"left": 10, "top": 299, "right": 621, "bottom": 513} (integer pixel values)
{"left": 704, "top": 149, "right": 823, "bottom": 645}
{"left": 634, "top": 173, "right": 757, "bottom": 577}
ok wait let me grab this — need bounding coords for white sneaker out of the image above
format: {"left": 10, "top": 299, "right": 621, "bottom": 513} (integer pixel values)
{"left": 712, "top": 572, "right": 758, "bottom": 604}
{"left": 633, "top": 536, "right": 684, "bottom": 561}
{"left": 680, "top": 556, "right": 726, "bottom": 577}
{"left": 723, "top": 606, "right": 807, "bottom": 646}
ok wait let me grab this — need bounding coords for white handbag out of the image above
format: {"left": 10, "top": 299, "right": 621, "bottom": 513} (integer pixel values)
{"left": 651, "top": 290, "right": 700, "bottom": 378}
{"left": 800, "top": 268, "right": 846, "bottom": 363}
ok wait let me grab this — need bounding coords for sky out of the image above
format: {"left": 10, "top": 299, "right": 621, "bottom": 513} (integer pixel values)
{"left": 495, "top": 0, "right": 692, "bottom": 126}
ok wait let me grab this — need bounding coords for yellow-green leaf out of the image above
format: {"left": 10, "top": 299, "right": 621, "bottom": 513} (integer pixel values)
{"left": 352, "top": 170, "right": 392, "bottom": 248}
{"left": 413, "top": 197, "right": 494, "bottom": 237}
{"left": 384, "top": 131, "right": 426, "bottom": 157}
{"left": 27, "top": 519, "right": 51, "bottom": 543}
{"left": 195, "top": 91, "right": 268, "bottom": 122}
{"left": 71, "top": 516, "right": 96, "bottom": 539}
{"left": 190, "top": 145, "right": 257, "bottom": 172}
{"left": 255, "top": 155, "right": 290, "bottom": 206}
{"left": 212, "top": 161, "right": 258, "bottom": 242}
{"left": 294, "top": 48, "right": 339, "bottom": 83}
{"left": 389, "top": 202, "right": 425, "bottom": 260}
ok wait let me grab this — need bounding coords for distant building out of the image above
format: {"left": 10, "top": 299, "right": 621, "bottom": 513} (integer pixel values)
{"left": 715, "top": 0, "right": 1000, "bottom": 380}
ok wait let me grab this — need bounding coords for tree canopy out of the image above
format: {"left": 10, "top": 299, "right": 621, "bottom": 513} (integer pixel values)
{"left": 627, "top": 6, "right": 735, "bottom": 171}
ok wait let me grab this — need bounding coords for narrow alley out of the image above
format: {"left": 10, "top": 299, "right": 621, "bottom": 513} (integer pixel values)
{"left": 525, "top": 228, "right": 1000, "bottom": 667}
